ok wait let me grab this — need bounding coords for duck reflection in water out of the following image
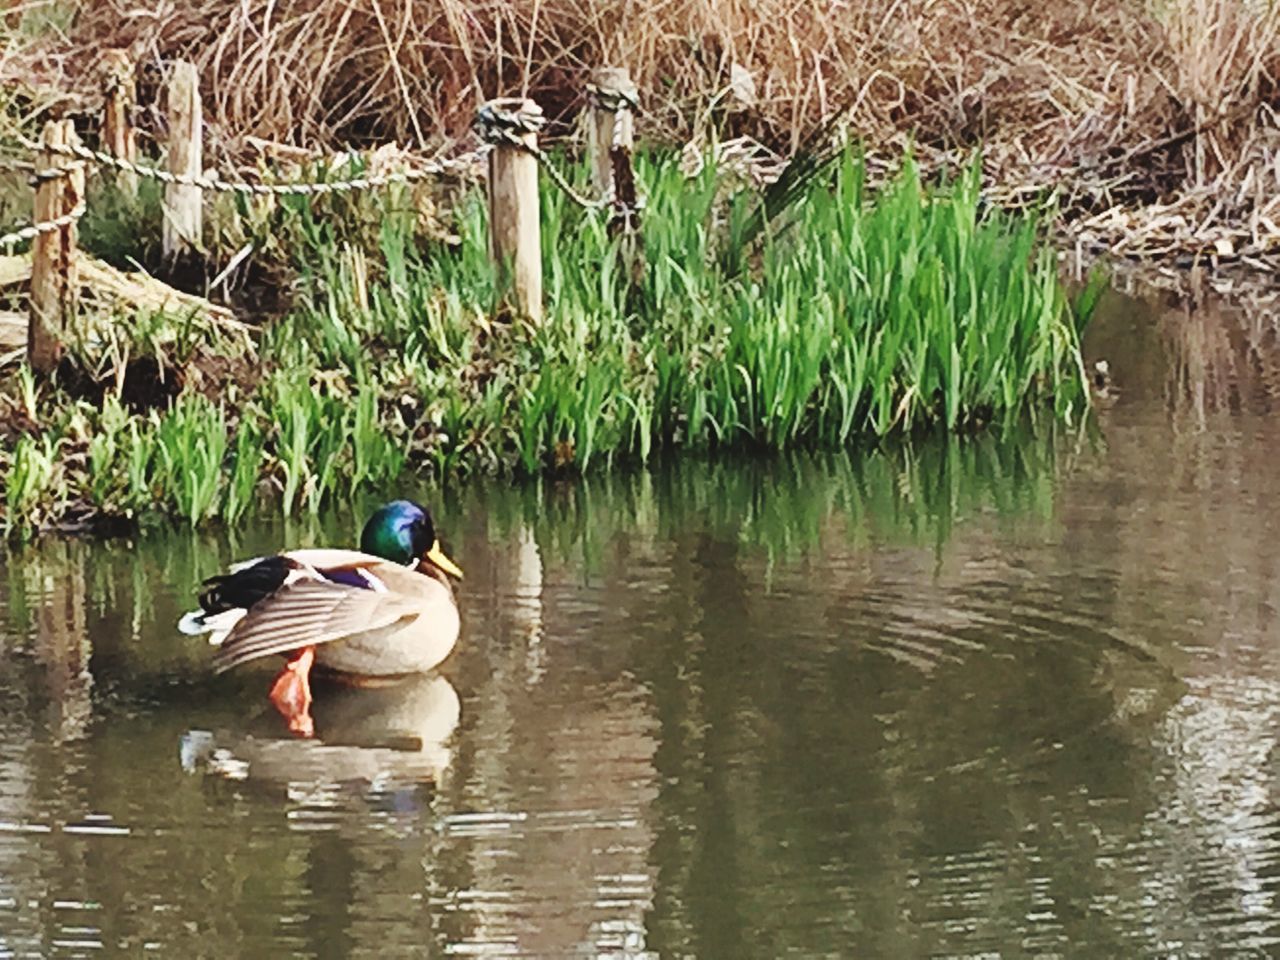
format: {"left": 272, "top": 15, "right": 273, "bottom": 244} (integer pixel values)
{"left": 180, "top": 672, "right": 461, "bottom": 792}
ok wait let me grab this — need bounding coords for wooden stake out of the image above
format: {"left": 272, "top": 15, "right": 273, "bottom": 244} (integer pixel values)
{"left": 163, "top": 60, "right": 202, "bottom": 258}
{"left": 588, "top": 67, "right": 636, "bottom": 198}
{"left": 486, "top": 98, "right": 543, "bottom": 324}
{"left": 28, "top": 120, "right": 83, "bottom": 376}
{"left": 101, "top": 49, "right": 138, "bottom": 197}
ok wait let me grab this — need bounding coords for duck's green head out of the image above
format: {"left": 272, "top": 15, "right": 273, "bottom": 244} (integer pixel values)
{"left": 360, "top": 500, "right": 464, "bottom": 578}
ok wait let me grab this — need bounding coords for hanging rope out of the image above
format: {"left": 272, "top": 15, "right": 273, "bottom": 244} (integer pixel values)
{"left": 0, "top": 155, "right": 36, "bottom": 176}
{"left": 474, "top": 99, "right": 609, "bottom": 212}
{"left": 19, "top": 136, "right": 487, "bottom": 197}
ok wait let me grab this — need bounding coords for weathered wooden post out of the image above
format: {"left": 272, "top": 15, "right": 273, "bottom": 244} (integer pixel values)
{"left": 479, "top": 98, "right": 543, "bottom": 324}
{"left": 28, "top": 120, "right": 83, "bottom": 375}
{"left": 587, "top": 67, "right": 636, "bottom": 198}
{"left": 588, "top": 68, "right": 643, "bottom": 281}
{"left": 163, "top": 60, "right": 202, "bottom": 258}
{"left": 101, "top": 49, "right": 138, "bottom": 197}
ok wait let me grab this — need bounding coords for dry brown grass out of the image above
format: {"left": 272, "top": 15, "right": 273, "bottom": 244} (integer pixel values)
{"left": 3, "top": 0, "right": 1279, "bottom": 262}
{"left": 6, "top": 0, "right": 1166, "bottom": 152}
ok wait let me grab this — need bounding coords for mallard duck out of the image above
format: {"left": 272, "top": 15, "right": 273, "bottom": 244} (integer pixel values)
{"left": 178, "top": 500, "right": 463, "bottom": 737}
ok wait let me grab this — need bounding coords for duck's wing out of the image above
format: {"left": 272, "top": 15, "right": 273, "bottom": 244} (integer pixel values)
{"left": 210, "top": 555, "right": 439, "bottom": 673}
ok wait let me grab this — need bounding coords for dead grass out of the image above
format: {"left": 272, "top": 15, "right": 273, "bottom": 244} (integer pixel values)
{"left": 4, "top": 0, "right": 1171, "bottom": 154}
{"left": 2, "top": 0, "right": 1279, "bottom": 263}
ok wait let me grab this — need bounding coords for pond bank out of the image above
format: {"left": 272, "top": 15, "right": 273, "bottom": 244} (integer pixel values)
{"left": 1, "top": 150, "right": 1096, "bottom": 540}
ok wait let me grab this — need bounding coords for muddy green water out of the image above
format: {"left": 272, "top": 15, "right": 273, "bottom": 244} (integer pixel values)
{"left": 3, "top": 287, "right": 1280, "bottom": 958}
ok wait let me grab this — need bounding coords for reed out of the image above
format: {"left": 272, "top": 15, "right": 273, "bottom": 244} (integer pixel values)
{"left": 25, "top": 0, "right": 1272, "bottom": 164}
{"left": 3, "top": 433, "right": 61, "bottom": 539}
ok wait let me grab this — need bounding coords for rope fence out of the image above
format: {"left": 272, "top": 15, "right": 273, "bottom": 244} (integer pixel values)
{"left": 18, "top": 137, "right": 490, "bottom": 197}
{"left": 473, "top": 98, "right": 595, "bottom": 209}
{"left": 0, "top": 145, "right": 489, "bottom": 258}
{"left": 0, "top": 79, "right": 645, "bottom": 256}
{"left": 0, "top": 54, "right": 798, "bottom": 369}
{"left": 0, "top": 54, "right": 662, "bottom": 370}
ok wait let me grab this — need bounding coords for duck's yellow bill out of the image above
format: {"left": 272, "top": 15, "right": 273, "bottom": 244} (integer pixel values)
{"left": 426, "top": 540, "right": 464, "bottom": 579}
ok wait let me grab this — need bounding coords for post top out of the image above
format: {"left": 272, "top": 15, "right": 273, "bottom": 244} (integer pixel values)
{"left": 481, "top": 97, "right": 542, "bottom": 115}
{"left": 475, "top": 99, "right": 545, "bottom": 145}
{"left": 587, "top": 69, "right": 639, "bottom": 111}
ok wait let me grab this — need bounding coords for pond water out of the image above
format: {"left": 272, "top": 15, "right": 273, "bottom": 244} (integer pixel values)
{"left": 3, "top": 285, "right": 1280, "bottom": 958}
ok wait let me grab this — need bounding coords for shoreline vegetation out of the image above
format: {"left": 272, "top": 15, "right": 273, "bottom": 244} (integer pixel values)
{"left": 0, "top": 144, "right": 1099, "bottom": 539}
{"left": 11, "top": 0, "right": 1269, "bottom": 538}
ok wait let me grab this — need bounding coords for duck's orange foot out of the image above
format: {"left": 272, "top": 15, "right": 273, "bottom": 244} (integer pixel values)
{"left": 269, "top": 645, "right": 316, "bottom": 738}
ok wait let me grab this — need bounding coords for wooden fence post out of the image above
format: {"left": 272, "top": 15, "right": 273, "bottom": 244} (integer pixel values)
{"left": 588, "top": 67, "right": 636, "bottom": 198}
{"left": 484, "top": 98, "right": 543, "bottom": 324}
{"left": 101, "top": 49, "right": 138, "bottom": 197}
{"left": 28, "top": 120, "right": 83, "bottom": 376}
{"left": 163, "top": 60, "right": 202, "bottom": 258}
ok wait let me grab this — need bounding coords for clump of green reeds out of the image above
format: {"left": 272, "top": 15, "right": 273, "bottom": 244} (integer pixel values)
{"left": 1, "top": 373, "right": 410, "bottom": 537}
{"left": 294, "top": 146, "right": 1096, "bottom": 476}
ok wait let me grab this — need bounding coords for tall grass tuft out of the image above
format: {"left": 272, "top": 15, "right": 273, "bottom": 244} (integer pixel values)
{"left": 296, "top": 147, "right": 1093, "bottom": 476}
